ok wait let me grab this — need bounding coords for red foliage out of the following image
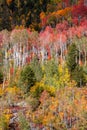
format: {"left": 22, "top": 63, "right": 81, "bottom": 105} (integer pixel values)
{"left": 72, "top": 17, "right": 79, "bottom": 25}
{"left": 72, "top": 1, "right": 87, "bottom": 17}
{"left": 63, "top": 0, "right": 70, "bottom": 7}
{"left": 10, "top": 67, "right": 14, "bottom": 75}
{"left": 56, "top": 21, "right": 69, "bottom": 32}
{"left": 26, "top": 56, "right": 31, "bottom": 63}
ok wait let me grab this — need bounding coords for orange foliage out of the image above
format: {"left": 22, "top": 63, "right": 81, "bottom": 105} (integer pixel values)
{"left": 40, "top": 12, "right": 46, "bottom": 20}
{"left": 6, "top": 0, "right": 12, "bottom": 5}
{"left": 50, "top": 7, "right": 72, "bottom": 19}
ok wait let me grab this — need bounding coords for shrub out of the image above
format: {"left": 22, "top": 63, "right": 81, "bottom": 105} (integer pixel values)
{"left": 18, "top": 112, "right": 30, "bottom": 130}
{"left": 26, "top": 96, "right": 40, "bottom": 111}
{"left": 0, "top": 114, "right": 10, "bottom": 130}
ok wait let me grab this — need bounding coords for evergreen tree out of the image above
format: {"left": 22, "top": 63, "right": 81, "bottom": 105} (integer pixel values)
{"left": 66, "top": 43, "right": 78, "bottom": 73}
{"left": 0, "top": 0, "right": 50, "bottom": 30}
{"left": 30, "top": 57, "right": 43, "bottom": 82}
{"left": 0, "top": 70, "right": 3, "bottom": 84}
{"left": 20, "top": 65, "right": 36, "bottom": 93}
{"left": 72, "top": 66, "right": 86, "bottom": 87}
{"left": 66, "top": 43, "right": 86, "bottom": 87}
{"left": 0, "top": 0, "right": 11, "bottom": 30}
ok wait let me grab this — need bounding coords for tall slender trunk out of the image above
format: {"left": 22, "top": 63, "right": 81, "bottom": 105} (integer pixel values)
{"left": 22, "top": 45, "right": 25, "bottom": 66}
{"left": 19, "top": 41, "right": 22, "bottom": 68}
{"left": 60, "top": 34, "right": 63, "bottom": 63}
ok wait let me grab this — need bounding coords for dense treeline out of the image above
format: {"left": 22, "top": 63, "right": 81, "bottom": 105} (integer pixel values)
{"left": 1, "top": 0, "right": 86, "bottom": 31}
{"left": 0, "top": 0, "right": 50, "bottom": 30}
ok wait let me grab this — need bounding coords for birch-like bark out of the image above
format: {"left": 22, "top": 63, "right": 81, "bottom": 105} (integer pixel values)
{"left": 60, "top": 34, "right": 63, "bottom": 63}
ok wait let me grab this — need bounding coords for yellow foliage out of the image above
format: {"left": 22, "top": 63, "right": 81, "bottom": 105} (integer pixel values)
{"left": 15, "top": 25, "right": 24, "bottom": 29}
{"left": 0, "top": 112, "right": 12, "bottom": 130}
{"left": 59, "top": 112, "right": 64, "bottom": 120}
{"left": 5, "top": 114, "right": 11, "bottom": 121}
{"left": 30, "top": 81, "right": 56, "bottom": 96}
{"left": 6, "top": 86, "right": 20, "bottom": 95}
{"left": 30, "top": 82, "right": 44, "bottom": 92}
{"left": 33, "top": 64, "right": 72, "bottom": 90}
{"left": 58, "top": 64, "right": 71, "bottom": 88}
{"left": 43, "top": 112, "right": 55, "bottom": 125}
{"left": 45, "top": 85, "right": 56, "bottom": 94}
{"left": 0, "top": 87, "right": 4, "bottom": 97}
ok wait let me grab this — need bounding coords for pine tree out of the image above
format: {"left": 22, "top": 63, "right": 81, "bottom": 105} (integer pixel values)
{"left": 0, "top": 70, "right": 3, "bottom": 84}
{"left": 0, "top": 0, "right": 50, "bottom": 30}
{"left": 20, "top": 65, "right": 36, "bottom": 93}
{"left": 0, "top": 0, "right": 11, "bottom": 30}
{"left": 66, "top": 43, "right": 86, "bottom": 87}
{"left": 66, "top": 43, "right": 78, "bottom": 73}
{"left": 72, "top": 66, "right": 86, "bottom": 87}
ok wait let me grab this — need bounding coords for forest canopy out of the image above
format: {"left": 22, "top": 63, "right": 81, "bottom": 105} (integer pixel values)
{"left": 0, "top": 0, "right": 87, "bottom": 31}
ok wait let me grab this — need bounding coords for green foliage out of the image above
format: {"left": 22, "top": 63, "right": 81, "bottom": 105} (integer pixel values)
{"left": 66, "top": 43, "right": 78, "bottom": 73}
{"left": 26, "top": 96, "right": 40, "bottom": 111}
{"left": 31, "top": 85, "right": 44, "bottom": 98}
{"left": 50, "top": 0, "right": 61, "bottom": 4}
{"left": 42, "top": 59, "right": 59, "bottom": 87}
{"left": 0, "top": 70, "right": 3, "bottom": 84}
{"left": 20, "top": 65, "right": 36, "bottom": 93}
{"left": 0, "top": 1, "right": 11, "bottom": 31}
{"left": 66, "top": 43, "right": 86, "bottom": 87}
{"left": 47, "top": 15, "right": 57, "bottom": 27}
{"left": 30, "top": 57, "right": 43, "bottom": 82}
{"left": 72, "top": 66, "right": 86, "bottom": 87}
{"left": 44, "top": 58, "right": 59, "bottom": 77}
{"left": 0, "top": 115, "right": 8, "bottom": 130}
{"left": 18, "top": 112, "right": 30, "bottom": 130}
